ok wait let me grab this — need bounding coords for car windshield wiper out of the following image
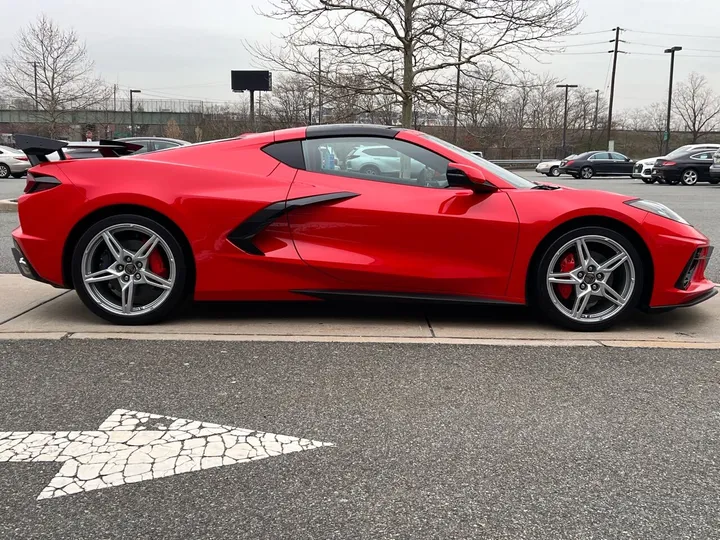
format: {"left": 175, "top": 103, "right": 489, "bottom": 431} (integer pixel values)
{"left": 531, "top": 183, "right": 560, "bottom": 190}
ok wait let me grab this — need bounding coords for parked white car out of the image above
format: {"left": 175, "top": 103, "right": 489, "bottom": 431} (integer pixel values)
{"left": 0, "top": 145, "right": 31, "bottom": 178}
{"left": 535, "top": 155, "right": 576, "bottom": 177}
{"left": 345, "top": 145, "right": 425, "bottom": 177}
{"left": 633, "top": 143, "right": 720, "bottom": 183}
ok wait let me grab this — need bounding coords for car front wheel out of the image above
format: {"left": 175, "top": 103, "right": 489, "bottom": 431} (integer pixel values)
{"left": 71, "top": 214, "right": 189, "bottom": 324}
{"left": 533, "top": 226, "right": 643, "bottom": 331}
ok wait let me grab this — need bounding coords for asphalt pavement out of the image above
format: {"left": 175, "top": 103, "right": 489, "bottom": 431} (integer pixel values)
{"left": 1, "top": 339, "right": 718, "bottom": 539}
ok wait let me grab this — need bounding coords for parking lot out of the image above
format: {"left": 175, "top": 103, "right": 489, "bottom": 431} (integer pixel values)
{"left": 1, "top": 171, "right": 720, "bottom": 539}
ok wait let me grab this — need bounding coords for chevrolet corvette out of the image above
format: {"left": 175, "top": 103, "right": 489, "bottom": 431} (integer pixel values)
{"left": 11, "top": 125, "right": 716, "bottom": 330}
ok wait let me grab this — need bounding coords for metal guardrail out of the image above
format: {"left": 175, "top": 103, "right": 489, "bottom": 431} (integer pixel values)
{"left": 489, "top": 159, "right": 542, "bottom": 169}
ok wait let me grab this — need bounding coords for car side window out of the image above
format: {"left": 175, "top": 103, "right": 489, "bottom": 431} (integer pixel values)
{"left": 589, "top": 153, "right": 610, "bottom": 160}
{"left": 154, "top": 140, "right": 179, "bottom": 151}
{"left": 302, "top": 136, "right": 450, "bottom": 188}
{"left": 691, "top": 152, "right": 712, "bottom": 160}
{"left": 610, "top": 152, "right": 627, "bottom": 160}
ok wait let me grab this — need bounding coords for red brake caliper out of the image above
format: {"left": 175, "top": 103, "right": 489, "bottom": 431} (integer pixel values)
{"left": 148, "top": 249, "right": 169, "bottom": 278}
{"left": 557, "top": 253, "right": 575, "bottom": 299}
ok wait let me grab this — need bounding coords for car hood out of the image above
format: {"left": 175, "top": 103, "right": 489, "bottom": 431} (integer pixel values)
{"left": 636, "top": 156, "right": 662, "bottom": 165}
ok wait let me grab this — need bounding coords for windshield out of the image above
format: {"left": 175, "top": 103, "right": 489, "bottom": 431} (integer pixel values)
{"left": 419, "top": 133, "right": 536, "bottom": 189}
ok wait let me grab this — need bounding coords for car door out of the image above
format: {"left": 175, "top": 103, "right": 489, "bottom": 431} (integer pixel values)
{"left": 689, "top": 151, "right": 714, "bottom": 180}
{"left": 285, "top": 135, "right": 520, "bottom": 299}
{"left": 609, "top": 152, "right": 633, "bottom": 175}
{"left": 588, "top": 152, "right": 612, "bottom": 174}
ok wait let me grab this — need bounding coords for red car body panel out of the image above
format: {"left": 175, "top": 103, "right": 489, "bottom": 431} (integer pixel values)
{"left": 11, "top": 126, "right": 716, "bottom": 314}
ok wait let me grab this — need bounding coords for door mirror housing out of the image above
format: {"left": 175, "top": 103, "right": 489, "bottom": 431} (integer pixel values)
{"left": 446, "top": 162, "right": 497, "bottom": 192}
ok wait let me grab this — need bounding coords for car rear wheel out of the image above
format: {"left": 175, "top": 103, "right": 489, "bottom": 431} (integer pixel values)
{"left": 533, "top": 226, "right": 643, "bottom": 331}
{"left": 71, "top": 214, "right": 189, "bottom": 325}
{"left": 580, "top": 166, "right": 594, "bottom": 179}
{"left": 549, "top": 166, "right": 560, "bottom": 177}
{"left": 360, "top": 165, "right": 381, "bottom": 176}
{"left": 0, "top": 164, "right": 10, "bottom": 178}
{"left": 681, "top": 169, "right": 699, "bottom": 185}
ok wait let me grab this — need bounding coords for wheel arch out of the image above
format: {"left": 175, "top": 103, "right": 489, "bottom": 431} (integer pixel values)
{"left": 62, "top": 204, "right": 196, "bottom": 292}
{"left": 525, "top": 215, "right": 654, "bottom": 309}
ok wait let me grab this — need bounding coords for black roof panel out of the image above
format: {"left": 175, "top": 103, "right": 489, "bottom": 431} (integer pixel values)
{"left": 305, "top": 124, "right": 401, "bottom": 139}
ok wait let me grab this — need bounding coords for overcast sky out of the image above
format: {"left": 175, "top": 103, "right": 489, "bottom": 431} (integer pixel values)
{"left": 1, "top": 0, "right": 719, "bottom": 113}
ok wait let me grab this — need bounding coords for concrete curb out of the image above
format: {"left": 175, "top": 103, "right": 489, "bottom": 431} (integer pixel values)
{"left": 1, "top": 331, "right": 720, "bottom": 349}
{"left": 0, "top": 199, "right": 18, "bottom": 213}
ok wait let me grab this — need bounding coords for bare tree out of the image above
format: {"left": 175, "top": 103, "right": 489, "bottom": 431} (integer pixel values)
{"left": 164, "top": 118, "right": 183, "bottom": 139}
{"left": 1, "top": 15, "right": 110, "bottom": 137}
{"left": 250, "top": 0, "right": 582, "bottom": 127}
{"left": 673, "top": 72, "right": 720, "bottom": 143}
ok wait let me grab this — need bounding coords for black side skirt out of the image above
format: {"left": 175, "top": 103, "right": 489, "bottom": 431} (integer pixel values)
{"left": 292, "top": 289, "right": 524, "bottom": 306}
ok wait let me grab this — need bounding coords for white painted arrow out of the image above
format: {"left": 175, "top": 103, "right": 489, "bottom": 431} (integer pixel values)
{"left": 0, "top": 409, "right": 333, "bottom": 500}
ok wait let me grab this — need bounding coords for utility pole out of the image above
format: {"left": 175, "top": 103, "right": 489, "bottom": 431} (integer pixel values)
{"left": 249, "top": 91, "right": 255, "bottom": 129}
{"left": 317, "top": 50, "right": 323, "bottom": 124}
{"left": 607, "top": 27, "right": 625, "bottom": 150}
{"left": 453, "top": 36, "right": 463, "bottom": 144}
{"left": 33, "top": 62, "right": 38, "bottom": 111}
{"left": 593, "top": 89, "right": 599, "bottom": 130}
{"left": 557, "top": 84, "right": 578, "bottom": 157}
{"left": 113, "top": 84, "right": 117, "bottom": 110}
{"left": 664, "top": 46, "right": 682, "bottom": 155}
{"left": 129, "top": 89, "right": 141, "bottom": 136}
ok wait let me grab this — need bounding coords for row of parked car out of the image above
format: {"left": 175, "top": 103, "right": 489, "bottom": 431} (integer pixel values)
{"left": 0, "top": 136, "right": 191, "bottom": 178}
{"left": 535, "top": 143, "right": 720, "bottom": 185}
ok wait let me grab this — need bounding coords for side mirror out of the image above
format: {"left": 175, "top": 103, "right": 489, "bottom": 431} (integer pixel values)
{"left": 446, "top": 162, "right": 497, "bottom": 192}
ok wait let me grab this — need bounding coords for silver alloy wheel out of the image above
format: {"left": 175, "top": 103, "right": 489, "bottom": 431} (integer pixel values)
{"left": 682, "top": 169, "right": 698, "bottom": 185}
{"left": 80, "top": 223, "right": 176, "bottom": 317}
{"left": 546, "top": 235, "right": 636, "bottom": 323}
{"left": 580, "top": 167, "right": 593, "bottom": 179}
{"left": 550, "top": 167, "right": 560, "bottom": 177}
{"left": 0, "top": 164, "right": 10, "bottom": 178}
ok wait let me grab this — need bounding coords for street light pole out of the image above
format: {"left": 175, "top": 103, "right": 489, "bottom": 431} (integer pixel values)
{"left": 593, "top": 89, "right": 599, "bottom": 130}
{"left": 557, "top": 84, "right": 578, "bottom": 157}
{"left": 664, "top": 46, "right": 682, "bottom": 155}
{"left": 129, "top": 89, "right": 141, "bottom": 137}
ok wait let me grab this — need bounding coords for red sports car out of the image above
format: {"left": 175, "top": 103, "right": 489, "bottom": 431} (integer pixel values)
{"left": 11, "top": 126, "right": 716, "bottom": 330}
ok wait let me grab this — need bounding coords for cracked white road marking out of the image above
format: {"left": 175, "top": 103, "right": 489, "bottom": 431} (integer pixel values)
{"left": 0, "top": 409, "right": 333, "bottom": 500}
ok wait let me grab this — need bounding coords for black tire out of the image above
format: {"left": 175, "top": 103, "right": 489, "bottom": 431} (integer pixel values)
{"left": 681, "top": 168, "right": 699, "bottom": 186}
{"left": 532, "top": 226, "right": 645, "bottom": 331}
{"left": 71, "top": 214, "right": 190, "bottom": 325}
{"left": 11, "top": 172, "right": 25, "bottom": 179}
{"left": 580, "top": 166, "right": 594, "bottom": 179}
{"left": 0, "top": 164, "right": 10, "bottom": 178}
{"left": 549, "top": 166, "right": 560, "bottom": 177}
{"left": 360, "top": 165, "right": 381, "bottom": 176}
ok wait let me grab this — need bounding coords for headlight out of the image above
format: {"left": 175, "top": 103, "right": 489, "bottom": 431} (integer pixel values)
{"left": 624, "top": 199, "right": 689, "bottom": 225}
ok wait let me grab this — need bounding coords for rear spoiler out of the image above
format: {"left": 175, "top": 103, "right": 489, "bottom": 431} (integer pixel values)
{"left": 14, "top": 135, "right": 143, "bottom": 166}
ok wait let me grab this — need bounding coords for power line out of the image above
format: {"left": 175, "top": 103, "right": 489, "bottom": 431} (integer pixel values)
{"left": 627, "top": 41, "right": 720, "bottom": 53}
{"left": 626, "top": 29, "right": 720, "bottom": 40}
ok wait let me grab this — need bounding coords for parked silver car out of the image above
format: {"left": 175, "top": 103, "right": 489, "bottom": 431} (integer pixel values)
{"left": 345, "top": 145, "right": 425, "bottom": 177}
{"left": 0, "top": 145, "right": 31, "bottom": 178}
